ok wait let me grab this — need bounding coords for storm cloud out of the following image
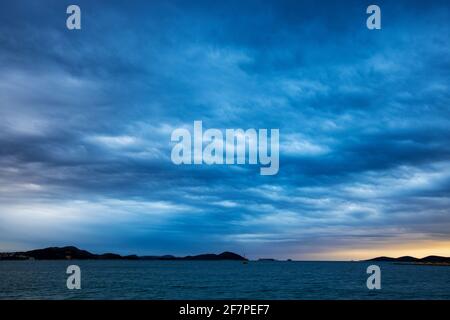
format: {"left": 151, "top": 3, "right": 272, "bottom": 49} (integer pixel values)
{"left": 0, "top": 0, "right": 449, "bottom": 259}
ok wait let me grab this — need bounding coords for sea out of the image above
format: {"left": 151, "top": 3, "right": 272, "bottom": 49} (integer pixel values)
{"left": 0, "top": 260, "right": 449, "bottom": 299}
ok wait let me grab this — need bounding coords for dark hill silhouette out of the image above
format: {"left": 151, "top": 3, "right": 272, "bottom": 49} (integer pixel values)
{"left": 369, "top": 256, "right": 419, "bottom": 262}
{"left": 0, "top": 246, "right": 247, "bottom": 261}
{"left": 367, "top": 255, "right": 450, "bottom": 264}
{"left": 421, "top": 255, "right": 450, "bottom": 263}
{"left": 367, "top": 256, "right": 397, "bottom": 262}
{"left": 141, "top": 251, "right": 246, "bottom": 261}
{"left": 14, "top": 246, "right": 96, "bottom": 260}
{"left": 181, "top": 251, "right": 246, "bottom": 261}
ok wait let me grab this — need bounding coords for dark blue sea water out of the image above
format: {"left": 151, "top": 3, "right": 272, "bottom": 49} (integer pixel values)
{"left": 0, "top": 261, "right": 449, "bottom": 299}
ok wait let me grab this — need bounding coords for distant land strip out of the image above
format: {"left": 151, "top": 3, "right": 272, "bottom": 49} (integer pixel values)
{"left": 0, "top": 246, "right": 247, "bottom": 261}
{"left": 1, "top": 247, "right": 450, "bottom": 265}
{"left": 365, "top": 255, "right": 450, "bottom": 266}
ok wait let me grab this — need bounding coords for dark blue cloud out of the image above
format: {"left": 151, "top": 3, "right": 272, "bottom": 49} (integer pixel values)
{"left": 0, "top": 0, "right": 449, "bottom": 258}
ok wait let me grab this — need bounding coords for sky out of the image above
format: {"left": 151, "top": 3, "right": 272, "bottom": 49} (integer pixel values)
{"left": 0, "top": 0, "right": 449, "bottom": 260}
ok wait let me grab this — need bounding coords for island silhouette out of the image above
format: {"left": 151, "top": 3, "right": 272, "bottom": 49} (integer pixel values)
{"left": 1, "top": 246, "right": 450, "bottom": 265}
{"left": 366, "top": 255, "right": 450, "bottom": 265}
{"left": 0, "top": 246, "right": 247, "bottom": 261}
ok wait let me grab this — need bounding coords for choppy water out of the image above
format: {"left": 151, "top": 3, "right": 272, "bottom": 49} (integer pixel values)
{"left": 0, "top": 260, "right": 449, "bottom": 299}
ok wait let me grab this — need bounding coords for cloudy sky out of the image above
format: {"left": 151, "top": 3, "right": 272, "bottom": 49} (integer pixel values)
{"left": 0, "top": 0, "right": 449, "bottom": 260}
